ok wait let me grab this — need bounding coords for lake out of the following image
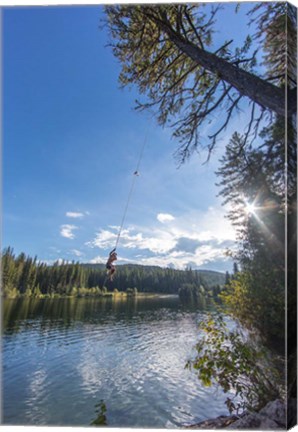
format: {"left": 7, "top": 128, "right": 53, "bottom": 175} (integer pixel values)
{"left": 2, "top": 295, "right": 231, "bottom": 427}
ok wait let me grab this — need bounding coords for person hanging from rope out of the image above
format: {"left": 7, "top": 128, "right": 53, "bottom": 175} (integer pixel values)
{"left": 106, "top": 248, "right": 117, "bottom": 281}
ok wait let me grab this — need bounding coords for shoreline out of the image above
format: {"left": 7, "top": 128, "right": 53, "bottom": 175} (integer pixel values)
{"left": 2, "top": 292, "right": 177, "bottom": 301}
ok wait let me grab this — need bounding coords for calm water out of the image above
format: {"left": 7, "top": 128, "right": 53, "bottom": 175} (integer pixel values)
{"left": 2, "top": 296, "right": 231, "bottom": 427}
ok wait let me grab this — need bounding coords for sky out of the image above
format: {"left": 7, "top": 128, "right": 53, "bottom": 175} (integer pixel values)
{"left": 2, "top": 3, "right": 256, "bottom": 273}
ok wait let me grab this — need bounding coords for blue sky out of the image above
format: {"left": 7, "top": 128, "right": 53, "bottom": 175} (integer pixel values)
{"left": 3, "top": 4, "right": 255, "bottom": 272}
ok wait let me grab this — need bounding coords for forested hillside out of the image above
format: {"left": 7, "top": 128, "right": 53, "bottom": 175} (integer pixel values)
{"left": 2, "top": 247, "right": 225, "bottom": 298}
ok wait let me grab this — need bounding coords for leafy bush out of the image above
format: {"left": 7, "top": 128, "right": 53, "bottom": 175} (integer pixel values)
{"left": 186, "top": 314, "right": 282, "bottom": 414}
{"left": 220, "top": 271, "right": 285, "bottom": 347}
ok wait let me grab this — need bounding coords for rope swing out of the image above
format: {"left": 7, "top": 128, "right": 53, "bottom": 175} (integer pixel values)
{"left": 104, "top": 121, "right": 150, "bottom": 283}
{"left": 114, "top": 133, "right": 147, "bottom": 250}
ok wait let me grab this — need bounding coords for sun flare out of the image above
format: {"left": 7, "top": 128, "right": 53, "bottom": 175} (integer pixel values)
{"left": 245, "top": 202, "right": 256, "bottom": 215}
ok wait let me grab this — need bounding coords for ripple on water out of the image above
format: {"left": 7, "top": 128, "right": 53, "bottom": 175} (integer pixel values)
{"left": 3, "top": 298, "right": 231, "bottom": 427}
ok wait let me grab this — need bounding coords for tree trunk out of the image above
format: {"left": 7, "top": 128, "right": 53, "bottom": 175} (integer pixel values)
{"left": 158, "top": 21, "right": 296, "bottom": 117}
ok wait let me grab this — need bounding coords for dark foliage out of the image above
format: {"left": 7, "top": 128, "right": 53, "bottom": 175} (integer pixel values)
{"left": 1, "top": 247, "right": 225, "bottom": 298}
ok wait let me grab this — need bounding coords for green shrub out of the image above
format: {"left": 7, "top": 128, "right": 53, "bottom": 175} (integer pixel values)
{"left": 186, "top": 314, "right": 282, "bottom": 414}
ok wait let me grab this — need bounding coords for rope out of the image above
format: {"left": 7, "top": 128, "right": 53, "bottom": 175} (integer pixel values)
{"left": 102, "top": 120, "right": 151, "bottom": 288}
{"left": 114, "top": 172, "right": 138, "bottom": 249}
{"left": 114, "top": 121, "right": 150, "bottom": 250}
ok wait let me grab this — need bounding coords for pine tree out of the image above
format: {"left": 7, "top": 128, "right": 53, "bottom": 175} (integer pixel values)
{"left": 105, "top": 3, "right": 296, "bottom": 162}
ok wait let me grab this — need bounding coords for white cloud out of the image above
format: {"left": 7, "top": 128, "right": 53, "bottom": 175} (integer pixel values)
{"left": 87, "top": 226, "right": 175, "bottom": 254}
{"left": 86, "top": 229, "right": 118, "bottom": 249}
{"left": 90, "top": 256, "right": 106, "bottom": 264}
{"left": 183, "top": 208, "right": 235, "bottom": 244}
{"left": 108, "top": 225, "right": 121, "bottom": 231}
{"left": 86, "top": 206, "right": 236, "bottom": 270}
{"left": 44, "top": 258, "right": 72, "bottom": 265}
{"left": 90, "top": 254, "right": 132, "bottom": 265}
{"left": 71, "top": 249, "right": 84, "bottom": 257}
{"left": 136, "top": 244, "right": 232, "bottom": 270}
{"left": 57, "top": 258, "right": 72, "bottom": 265}
{"left": 60, "top": 224, "right": 78, "bottom": 239}
{"left": 157, "top": 213, "right": 175, "bottom": 223}
{"left": 66, "top": 211, "right": 84, "bottom": 218}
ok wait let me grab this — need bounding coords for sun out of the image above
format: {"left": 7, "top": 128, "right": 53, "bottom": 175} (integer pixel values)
{"left": 245, "top": 202, "right": 256, "bottom": 215}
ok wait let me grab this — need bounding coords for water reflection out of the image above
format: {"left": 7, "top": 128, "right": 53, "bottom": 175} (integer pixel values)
{"left": 3, "top": 295, "right": 210, "bottom": 335}
{"left": 90, "top": 400, "right": 108, "bottom": 426}
{"left": 3, "top": 295, "right": 225, "bottom": 428}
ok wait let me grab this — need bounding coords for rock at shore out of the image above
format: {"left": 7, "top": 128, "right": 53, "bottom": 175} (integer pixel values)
{"left": 187, "top": 399, "right": 289, "bottom": 429}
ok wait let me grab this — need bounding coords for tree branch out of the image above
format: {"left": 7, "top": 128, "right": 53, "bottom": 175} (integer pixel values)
{"left": 150, "top": 14, "right": 292, "bottom": 116}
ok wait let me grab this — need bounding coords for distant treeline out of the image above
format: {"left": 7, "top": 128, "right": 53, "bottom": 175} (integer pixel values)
{"left": 2, "top": 247, "right": 226, "bottom": 298}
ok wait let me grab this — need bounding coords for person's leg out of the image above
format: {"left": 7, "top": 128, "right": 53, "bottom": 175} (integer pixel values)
{"left": 110, "top": 267, "right": 115, "bottom": 281}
